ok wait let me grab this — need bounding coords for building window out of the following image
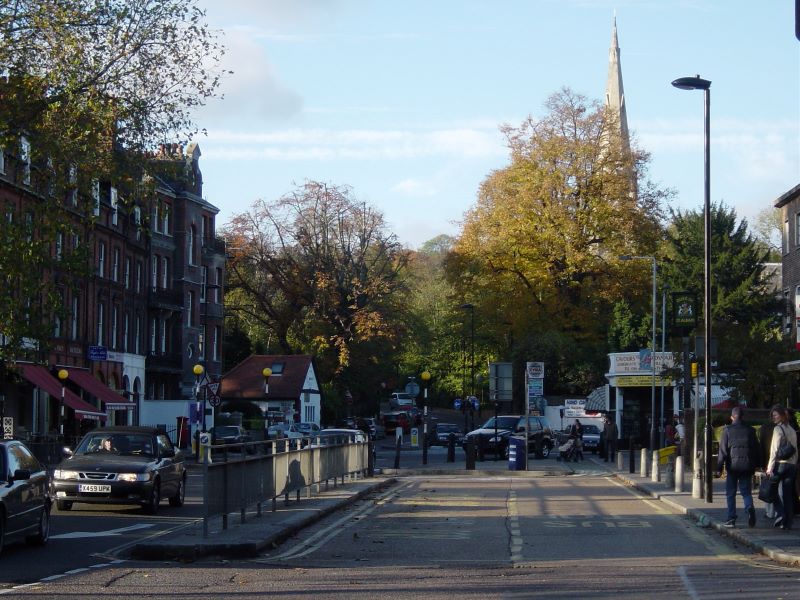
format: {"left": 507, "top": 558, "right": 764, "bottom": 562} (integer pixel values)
{"left": 187, "top": 291, "right": 194, "bottom": 327}
{"left": 71, "top": 296, "right": 79, "bottom": 340}
{"left": 134, "top": 206, "right": 142, "bottom": 241}
{"left": 97, "top": 301, "right": 105, "bottom": 345}
{"left": 151, "top": 255, "right": 158, "bottom": 291}
{"left": 97, "top": 241, "right": 106, "bottom": 277}
{"left": 160, "top": 319, "right": 166, "bottom": 353}
{"left": 92, "top": 180, "right": 100, "bottom": 216}
{"left": 162, "top": 203, "right": 170, "bottom": 235}
{"left": 110, "top": 186, "right": 118, "bottom": 226}
{"left": 200, "top": 266, "right": 207, "bottom": 302}
{"left": 0, "top": 146, "right": 5, "bottom": 175}
{"left": 55, "top": 232, "right": 63, "bottom": 260}
{"left": 124, "top": 257, "right": 131, "bottom": 289}
{"left": 161, "top": 257, "right": 169, "bottom": 289}
{"left": 785, "top": 218, "right": 790, "bottom": 255}
{"left": 150, "top": 317, "right": 157, "bottom": 353}
{"left": 135, "top": 315, "right": 142, "bottom": 354}
{"left": 188, "top": 226, "right": 196, "bottom": 266}
{"left": 136, "top": 261, "right": 142, "bottom": 293}
{"left": 215, "top": 268, "right": 223, "bottom": 303}
{"left": 112, "top": 248, "right": 120, "bottom": 282}
{"left": 152, "top": 203, "right": 160, "bottom": 234}
{"left": 53, "top": 314, "right": 61, "bottom": 338}
{"left": 68, "top": 165, "right": 77, "bottom": 206}
{"left": 123, "top": 312, "right": 129, "bottom": 353}
{"left": 111, "top": 305, "right": 118, "bottom": 349}
{"left": 20, "top": 136, "right": 30, "bottom": 185}
{"left": 199, "top": 326, "right": 205, "bottom": 359}
{"left": 213, "top": 325, "right": 220, "bottom": 361}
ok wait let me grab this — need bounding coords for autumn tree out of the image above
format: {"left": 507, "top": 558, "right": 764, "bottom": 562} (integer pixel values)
{"left": 0, "top": 0, "right": 225, "bottom": 362}
{"left": 446, "top": 88, "right": 668, "bottom": 396}
{"left": 224, "top": 182, "right": 410, "bottom": 405}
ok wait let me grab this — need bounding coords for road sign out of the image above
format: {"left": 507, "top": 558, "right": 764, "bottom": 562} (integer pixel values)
{"left": 454, "top": 398, "right": 462, "bottom": 410}
{"left": 87, "top": 345, "right": 107, "bottom": 361}
{"left": 208, "top": 394, "right": 221, "bottom": 407}
{"left": 207, "top": 382, "right": 220, "bottom": 396}
{"left": 2, "top": 417, "right": 12, "bottom": 439}
{"left": 405, "top": 380, "right": 420, "bottom": 397}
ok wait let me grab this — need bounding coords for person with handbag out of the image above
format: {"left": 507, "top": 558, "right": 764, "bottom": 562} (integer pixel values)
{"left": 766, "top": 404, "right": 798, "bottom": 530}
{"left": 715, "top": 406, "right": 760, "bottom": 528}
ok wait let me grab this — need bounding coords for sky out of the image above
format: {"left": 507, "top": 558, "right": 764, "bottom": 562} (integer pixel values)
{"left": 192, "top": 0, "right": 800, "bottom": 250}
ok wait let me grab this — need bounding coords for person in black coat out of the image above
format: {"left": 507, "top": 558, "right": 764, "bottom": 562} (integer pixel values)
{"left": 716, "top": 406, "right": 761, "bottom": 528}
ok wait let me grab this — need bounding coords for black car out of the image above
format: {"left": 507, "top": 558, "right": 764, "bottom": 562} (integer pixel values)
{"left": 463, "top": 415, "right": 554, "bottom": 459}
{"left": 581, "top": 424, "right": 602, "bottom": 453}
{"left": 0, "top": 439, "right": 51, "bottom": 555}
{"left": 52, "top": 426, "right": 186, "bottom": 514}
{"left": 431, "top": 423, "right": 463, "bottom": 446}
{"left": 210, "top": 425, "right": 253, "bottom": 452}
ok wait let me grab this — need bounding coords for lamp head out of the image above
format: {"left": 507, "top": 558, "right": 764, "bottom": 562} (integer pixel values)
{"left": 57, "top": 369, "right": 69, "bottom": 381}
{"left": 262, "top": 367, "right": 272, "bottom": 378}
{"left": 192, "top": 364, "right": 204, "bottom": 376}
{"left": 421, "top": 371, "right": 431, "bottom": 382}
{"left": 671, "top": 76, "right": 711, "bottom": 91}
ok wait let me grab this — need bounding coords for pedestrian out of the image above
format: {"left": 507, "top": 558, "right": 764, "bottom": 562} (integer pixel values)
{"left": 759, "top": 417, "right": 777, "bottom": 520}
{"left": 570, "top": 419, "right": 584, "bottom": 461}
{"left": 675, "top": 416, "right": 686, "bottom": 457}
{"left": 766, "top": 404, "right": 798, "bottom": 530}
{"left": 665, "top": 417, "right": 676, "bottom": 447}
{"left": 603, "top": 416, "right": 617, "bottom": 462}
{"left": 715, "top": 406, "right": 760, "bottom": 528}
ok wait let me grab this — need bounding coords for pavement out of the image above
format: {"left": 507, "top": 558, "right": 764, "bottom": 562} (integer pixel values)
{"left": 128, "top": 445, "right": 800, "bottom": 567}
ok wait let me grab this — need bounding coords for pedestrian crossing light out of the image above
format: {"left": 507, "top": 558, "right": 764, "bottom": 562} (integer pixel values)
{"left": 691, "top": 362, "right": 698, "bottom": 378}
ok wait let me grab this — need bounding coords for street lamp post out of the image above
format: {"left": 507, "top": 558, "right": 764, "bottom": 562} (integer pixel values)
{"left": 193, "top": 364, "right": 206, "bottom": 432}
{"left": 57, "top": 368, "right": 69, "bottom": 438}
{"left": 421, "top": 370, "right": 431, "bottom": 465}
{"left": 460, "top": 304, "right": 475, "bottom": 397}
{"left": 262, "top": 367, "right": 272, "bottom": 432}
{"left": 660, "top": 285, "right": 669, "bottom": 447}
{"left": 620, "top": 255, "right": 657, "bottom": 450}
{"left": 672, "top": 74, "right": 713, "bottom": 503}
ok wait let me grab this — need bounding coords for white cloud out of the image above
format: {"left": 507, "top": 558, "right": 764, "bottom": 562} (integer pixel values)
{"left": 391, "top": 178, "right": 437, "bottom": 197}
{"left": 201, "top": 127, "right": 507, "bottom": 161}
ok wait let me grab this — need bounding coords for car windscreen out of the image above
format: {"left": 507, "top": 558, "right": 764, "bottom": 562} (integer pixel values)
{"left": 76, "top": 433, "right": 155, "bottom": 457}
{"left": 480, "top": 416, "right": 519, "bottom": 430}
{"left": 214, "top": 426, "right": 239, "bottom": 436}
{"left": 583, "top": 425, "right": 600, "bottom": 434}
{"left": 438, "top": 424, "right": 459, "bottom": 433}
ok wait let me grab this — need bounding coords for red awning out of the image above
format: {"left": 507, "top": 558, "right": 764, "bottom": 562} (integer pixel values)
{"left": 68, "top": 369, "right": 135, "bottom": 410}
{"left": 18, "top": 364, "right": 107, "bottom": 421}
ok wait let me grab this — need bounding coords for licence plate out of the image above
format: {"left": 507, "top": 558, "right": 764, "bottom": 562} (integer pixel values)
{"left": 79, "top": 484, "right": 111, "bottom": 493}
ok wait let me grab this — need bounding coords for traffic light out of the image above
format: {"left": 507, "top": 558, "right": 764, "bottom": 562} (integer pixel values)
{"left": 691, "top": 362, "right": 698, "bottom": 378}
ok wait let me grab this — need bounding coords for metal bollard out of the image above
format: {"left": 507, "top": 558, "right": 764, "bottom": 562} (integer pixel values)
{"left": 465, "top": 437, "right": 476, "bottom": 470}
{"left": 692, "top": 451, "right": 703, "bottom": 499}
{"left": 640, "top": 448, "right": 648, "bottom": 477}
{"left": 393, "top": 435, "right": 401, "bottom": 469}
{"left": 617, "top": 449, "right": 624, "bottom": 471}
{"left": 665, "top": 460, "right": 675, "bottom": 488}
{"left": 675, "top": 455, "right": 684, "bottom": 493}
{"left": 651, "top": 451, "right": 660, "bottom": 482}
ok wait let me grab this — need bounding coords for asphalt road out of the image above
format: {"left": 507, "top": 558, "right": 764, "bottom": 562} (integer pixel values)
{"left": 4, "top": 468, "right": 800, "bottom": 599}
{"left": 0, "top": 470, "right": 205, "bottom": 589}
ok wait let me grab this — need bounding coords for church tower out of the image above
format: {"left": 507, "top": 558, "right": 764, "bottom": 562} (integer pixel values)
{"left": 605, "top": 16, "right": 630, "bottom": 153}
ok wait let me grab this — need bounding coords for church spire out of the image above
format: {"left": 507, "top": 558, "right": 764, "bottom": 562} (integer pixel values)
{"left": 605, "top": 16, "right": 630, "bottom": 151}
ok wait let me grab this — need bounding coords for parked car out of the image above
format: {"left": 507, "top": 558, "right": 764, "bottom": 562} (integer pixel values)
{"left": 318, "top": 428, "right": 368, "bottom": 444}
{"left": 388, "top": 392, "right": 415, "bottom": 411}
{"left": 463, "top": 415, "right": 554, "bottom": 459}
{"left": 51, "top": 426, "right": 186, "bottom": 514}
{"left": 296, "top": 422, "right": 321, "bottom": 436}
{"left": 0, "top": 439, "right": 51, "bottom": 555}
{"left": 382, "top": 411, "right": 411, "bottom": 434}
{"left": 580, "top": 424, "right": 602, "bottom": 454}
{"left": 267, "top": 422, "right": 303, "bottom": 440}
{"left": 210, "top": 425, "right": 253, "bottom": 453}
{"left": 431, "top": 423, "right": 463, "bottom": 446}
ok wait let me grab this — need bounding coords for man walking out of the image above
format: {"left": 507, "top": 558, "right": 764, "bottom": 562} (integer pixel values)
{"left": 716, "top": 406, "right": 761, "bottom": 528}
{"left": 603, "top": 416, "right": 618, "bottom": 462}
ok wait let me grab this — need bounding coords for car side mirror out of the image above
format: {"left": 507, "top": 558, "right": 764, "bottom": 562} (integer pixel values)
{"left": 62, "top": 447, "right": 74, "bottom": 458}
{"left": 12, "top": 469, "right": 31, "bottom": 481}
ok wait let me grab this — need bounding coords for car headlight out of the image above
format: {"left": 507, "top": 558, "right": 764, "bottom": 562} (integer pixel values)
{"left": 54, "top": 469, "right": 79, "bottom": 480}
{"left": 117, "top": 472, "right": 152, "bottom": 482}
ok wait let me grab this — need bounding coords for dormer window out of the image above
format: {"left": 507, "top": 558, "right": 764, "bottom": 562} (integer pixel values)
{"left": 270, "top": 362, "right": 285, "bottom": 375}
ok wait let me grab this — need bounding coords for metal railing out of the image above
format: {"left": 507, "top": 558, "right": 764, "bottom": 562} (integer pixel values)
{"left": 201, "top": 434, "right": 372, "bottom": 537}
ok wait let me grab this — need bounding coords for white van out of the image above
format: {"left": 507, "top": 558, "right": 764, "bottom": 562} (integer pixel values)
{"left": 389, "top": 392, "right": 415, "bottom": 410}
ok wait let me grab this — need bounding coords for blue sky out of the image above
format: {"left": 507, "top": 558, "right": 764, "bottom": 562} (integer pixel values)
{"left": 193, "top": 0, "right": 800, "bottom": 249}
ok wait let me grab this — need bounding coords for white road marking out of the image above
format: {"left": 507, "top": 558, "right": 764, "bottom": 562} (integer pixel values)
{"left": 50, "top": 523, "right": 154, "bottom": 539}
{"left": 677, "top": 565, "right": 701, "bottom": 600}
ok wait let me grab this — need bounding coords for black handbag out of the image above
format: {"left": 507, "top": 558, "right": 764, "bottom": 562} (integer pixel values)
{"left": 776, "top": 425, "right": 796, "bottom": 461}
{"left": 759, "top": 476, "right": 779, "bottom": 503}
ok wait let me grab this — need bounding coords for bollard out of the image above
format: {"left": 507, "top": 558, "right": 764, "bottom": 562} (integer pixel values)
{"left": 465, "top": 437, "right": 475, "bottom": 470}
{"left": 675, "top": 455, "right": 684, "bottom": 493}
{"left": 393, "top": 435, "right": 401, "bottom": 469}
{"left": 692, "top": 451, "right": 703, "bottom": 499}
{"left": 665, "top": 460, "right": 675, "bottom": 488}
{"left": 651, "top": 451, "right": 660, "bottom": 482}
{"left": 640, "top": 447, "right": 648, "bottom": 477}
{"left": 629, "top": 437, "right": 635, "bottom": 473}
{"left": 447, "top": 433, "right": 456, "bottom": 463}
{"left": 616, "top": 449, "right": 624, "bottom": 471}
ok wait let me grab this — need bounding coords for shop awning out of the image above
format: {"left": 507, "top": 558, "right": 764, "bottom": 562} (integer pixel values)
{"left": 18, "top": 364, "right": 107, "bottom": 421}
{"left": 68, "top": 369, "right": 135, "bottom": 410}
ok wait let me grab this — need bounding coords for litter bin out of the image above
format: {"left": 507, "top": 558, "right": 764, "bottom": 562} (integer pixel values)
{"left": 508, "top": 436, "right": 526, "bottom": 471}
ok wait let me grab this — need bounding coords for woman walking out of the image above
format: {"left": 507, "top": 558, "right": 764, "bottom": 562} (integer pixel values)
{"left": 766, "top": 405, "right": 798, "bottom": 530}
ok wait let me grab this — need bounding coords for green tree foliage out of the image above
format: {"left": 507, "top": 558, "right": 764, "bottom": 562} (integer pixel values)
{"left": 223, "top": 182, "right": 410, "bottom": 406}
{"left": 0, "top": 0, "right": 224, "bottom": 362}
{"left": 446, "top": 88, "right": 668, "bottom": 395}
{"left": 660, "top": 203, "right": 789, "bottom": 407}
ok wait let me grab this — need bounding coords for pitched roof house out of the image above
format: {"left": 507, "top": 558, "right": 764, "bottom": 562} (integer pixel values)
{"left": 220, "top": 354, "right": 321, "bottom": 425}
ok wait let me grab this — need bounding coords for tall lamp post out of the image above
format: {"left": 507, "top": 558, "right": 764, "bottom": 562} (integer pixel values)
{"left": 193, "top": 364, "right": 206, "bottom": 432}
{"left": 57, "top": 368, "right": 69, "bottom": 438}
{"left": 262, "top": 367, "right": 272, "bottom": 426}
{"left": 672, "top": 74, "right": 713, "bottom": 503}
{"left": 621, "top": 255, "right": 657, "bottom": 450}
{"left": 421, "top": 370, "right": 431, "bottom": 465}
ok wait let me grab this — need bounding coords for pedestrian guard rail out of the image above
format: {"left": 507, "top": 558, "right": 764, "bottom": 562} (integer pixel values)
{"left": 201, "top": 433, "right": 372, "bottom": 537}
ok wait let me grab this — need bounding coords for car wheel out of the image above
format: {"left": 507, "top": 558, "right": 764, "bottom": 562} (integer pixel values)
{"left": 169, "top": 474, "right": 186, "bottom": 507}
{"left": 56, "top": 500, "right": 72, "bottom": 511}
{"left": 143, "top": 481, "right": 160, "bottom": 514}
{"left": 27, "top": 505, "right": 50, "bottom": 546}
{"left": 540, "top": 443, "right": 551, "bottom": 459}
